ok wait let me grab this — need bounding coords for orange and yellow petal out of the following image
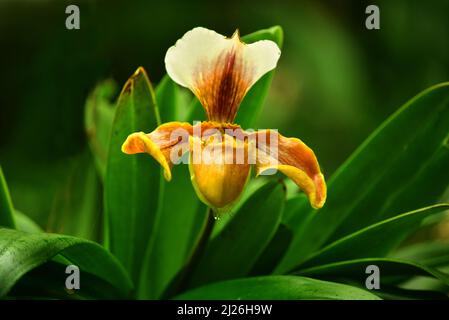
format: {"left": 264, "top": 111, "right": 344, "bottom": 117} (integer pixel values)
{"left": 121, "top": 122, "right": 193, "bottom": 181}
{"left": 252, "top": 130, "right": 326, "bottom": 209}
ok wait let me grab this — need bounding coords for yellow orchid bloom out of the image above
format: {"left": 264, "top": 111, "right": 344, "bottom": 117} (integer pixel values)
{"left": 122, "top": 27, "right": 326, "bottom": 213}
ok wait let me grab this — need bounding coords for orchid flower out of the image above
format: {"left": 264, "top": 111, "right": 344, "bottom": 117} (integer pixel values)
{"left": 122, "top": 27, "right": 326, "bottom": 213}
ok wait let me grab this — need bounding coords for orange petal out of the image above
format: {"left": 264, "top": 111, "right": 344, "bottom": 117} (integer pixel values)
{"left": 121, "top": 122, "right": 193, "bottom": 181}
{"left": 252, "top": 130, "right": 326, "bottom": 209}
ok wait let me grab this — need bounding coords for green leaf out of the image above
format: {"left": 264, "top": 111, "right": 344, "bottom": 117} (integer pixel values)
{"left": 155, "top": 74, "right": 192, "bottom": 123}
{"left": 296, "top": 257, "right": 449, "bottom": 289}
{"left": 137, "top": 74, "right": 206, "bottom": 299}
{"left": 47, "top": 150, "right": 102, "bottom": 241}
{"left": 400, "top": 273, "right": 449, "bottom": 294}
{"left": 84, "top": 80, "right": 118, "bottom": 180}
{"left": 281, "top": 194, "right": 314, "bottom": 235}
{"left": 155, "top": 74, "right": 191, "bottom": 122}
{"left": 391, "top": 240, "right": 449, "bottom": 268}
{"left": 0, "top": 166, "right": 16, "bottom": 229}
{"left": 184, "top": 98, "right": 205, "bottom": 124}
{"left": 296, "top": 204, "right": 449, "bottom": 269}
{"left": 104, "top": 67, "right": 162, "bottom": 283}
{"left": 248, "top": 194, "right": 307, "bottom": 275}
{"left": 0, "top": 228, "right": 132, "bottom": 298}
{"left": 157, "top": 180, "right": 278, "bottom": 298}
{"left": 186, "top": 181, "right": 285, "bottom": 288}
{"left": 186, "top": 26, "right": 284, "bottom": 128}
{"left": 175, "top": 275, "right": 380, "bottom": 300}
{"left": 373, "top": 286, "right": 449, "bottom": 300}
{"left": 249, "top": 224, "right": 293, "bottom": 276}
{"left": 138, "top": 165, "right": 207, "bottom": 299}
{"left": 14, "top": 210, "right": 43, "bottom": 234}
{"left": 155, "top": 75, "right": 177, "bottom": 122}
{"left": 278, "top": 83, "right": 449, "bottom": 272}
{"left": 9, "top": 260, "right": 126, "bottom": 299}
{"left": 210, "top": 176, "right": 272, "bottom": 238}
{"left": 158, "top": 209, "right": 215, "bottom": 299}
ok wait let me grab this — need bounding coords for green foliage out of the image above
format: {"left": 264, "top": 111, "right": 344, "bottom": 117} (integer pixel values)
{"left": 84, "top": 80, "right": 118, "bottom": 180}
{"left": 187, "top": 181, "right": 285, "bottom": 288}
{"left": 0, "top": 228, "right": 132, "bottom": 298}
{"left": 14, "top": 210, "right": 42, "bottom": 234}
{"left": 48, "top": 151, "right": 103, "bottom": 241}
{"left": 155, "top": 75, "right": 177, "bottom": 122}
{"left": 175, "top": 276, "right": 380, "bottom": 300}
{"left": 1, "top": 27, "right": 449, "bottom": 300}
{"left": 298, "top": 204, "right": 449, "bottom": 269}
{"left": 0, "top": 167, "right": 16, "bottom": 229}
{"left": 277, "top": 83, "right": 449, "bottom": 273}
{"left": 296, "top": 258, "right": 449, "bottom": 288}
{"left": 104, "top": 67, "right": 162, "bottom": 284}
{"left": 392, "top": 241, "right": 449, "bottom": 268}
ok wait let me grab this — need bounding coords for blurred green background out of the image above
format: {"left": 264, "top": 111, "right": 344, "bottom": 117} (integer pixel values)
{"left": 1, "top": 0, "right": 449, "bottom": 234}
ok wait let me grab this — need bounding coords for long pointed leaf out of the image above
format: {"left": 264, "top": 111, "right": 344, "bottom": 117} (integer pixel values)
{"left": 9, "top": 260, "right": 126, "bottom": 299}
{"left": 278, "top": 83, "right": 449, "bottom": 272}
{"left": 392, "top": 241, "right": 449, "bottom": 268}
{"left": 104, "top": 67, "right": 162, "bottom": 283}
{"left": 297, "top": 204, "right": 449, "bottom": 270}
{"left": 0, "top": 167, "right": 15, "bottom": 228}
{"left": 175, "top": 275, "right": 380, "bottom": 300}
{"left": 296, "top": 257, "right": 449, "bottom": 288}
{"left": 14, "top": 211, "right": 42, "bottom": 234}
{"left": 138, "top": 165, "right": 206, "bottom": 299}
{"left": 137, "top": 75, "right": 206, "bottom": 299}
{"left": 84, "top": 80, "right": 117, "bottom": 180}
{"left": 0, "top": 228, "right": 132, "bottom": 298}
